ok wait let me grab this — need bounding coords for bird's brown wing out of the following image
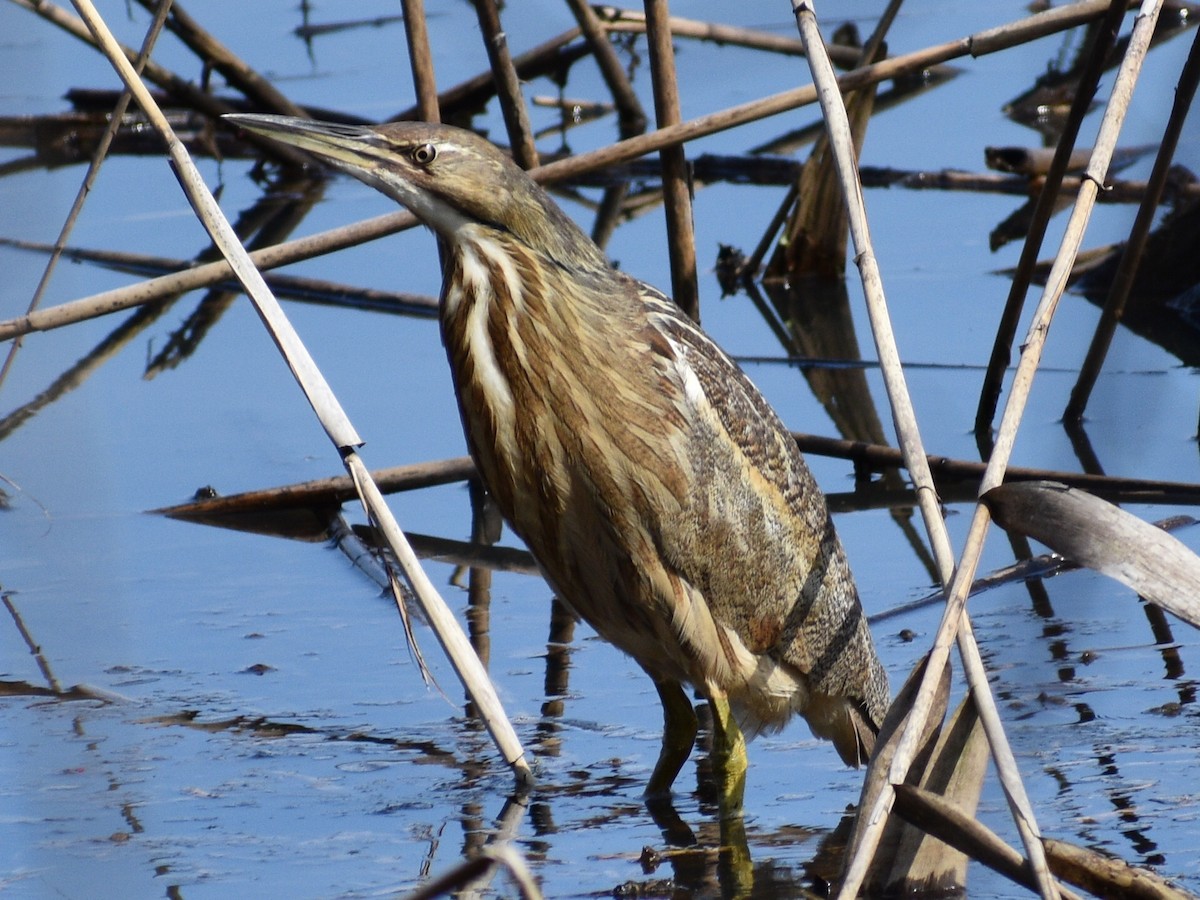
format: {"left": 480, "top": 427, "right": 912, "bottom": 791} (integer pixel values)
{"left": 635, "top": 279, "right": 889, "bottom": 745}
{"left": 636, "top": 282, "right": 823, "bottom": 528}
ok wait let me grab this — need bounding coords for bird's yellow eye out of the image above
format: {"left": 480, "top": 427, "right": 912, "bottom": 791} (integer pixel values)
{"left": 411, "top": 143, "right": 437, "bottom": 166}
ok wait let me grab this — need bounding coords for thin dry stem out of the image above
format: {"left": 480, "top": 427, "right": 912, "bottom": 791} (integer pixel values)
{"left": 790, "top": 3, "right": 1058, "bottom": 896}
{"left": 534, "top": 0, "right": 1126, "bottom": 180}
{"left": 14, "top": 0, "right": 308, "bottom": 166}
{"left": 0, "top": 0, "right": 1127, "bottom": 344}
{"left": 133, "top": 0, "right": 309, "bottom": 118}
{"left": 390, "top": 25, "right": 583, "bottom": 124}
{"left": 1066, "top": 19, "right": 1200, "bottom": 420}
{"left": 5, "top": 593, "right": 65, "bottom": 694}
{"left": 0, "top": 236, "right": 438, "bottom": 316}
{"left": 644, "top": 0, "right": 699, "bottom": 320}
{"left": 893, "top": 785, "right": 1082, "bottom": 899}
{"left": 67, "top": 0, "right": 531, "bottom": 784}
{"left": 473, "top": 0, "right": 539, "bottom": 168}
{"left": 976, "top": 0, "right": 1128, "bottom": 435}
{"left": 844, "top": 0, "right": 1167, "bottom": 894}
{"left": 0, "top": 209, "right": 418, "bottom": 341}
{"left": 402, "top": 843, "right": 543, "bottom": 900}
{"left": 402, "top": 0, "right": 440, "bottom": 122}
{"left": 153, "top": 456, "right": 476, "bottom": 519}
{"left": 597, "top": 5, "right": 862, "bottom": 65}
{"left": 565, "top": 0, "right": 646, "bottom": 137}
{"left": 0, "top": 0, "right": 172, "bottom": 390}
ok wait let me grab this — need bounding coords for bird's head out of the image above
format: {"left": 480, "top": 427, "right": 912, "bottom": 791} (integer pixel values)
{"left": 224, "top": 114, "right": 603, "bottom": 269}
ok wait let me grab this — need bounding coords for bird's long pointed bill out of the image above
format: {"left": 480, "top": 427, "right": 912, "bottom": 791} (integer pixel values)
{"left": 223, "top": 113, "right": 386, "bottom": 171}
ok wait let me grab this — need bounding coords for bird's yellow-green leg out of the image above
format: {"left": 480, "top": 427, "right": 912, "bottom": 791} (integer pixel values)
{"left": 707, "top": 692, "right": 752, "bottom": 894}
{"left": 646, "top": 679, "right": 698, "bottom": 796}
{"left": 707, "top": 692, "right": 748, "bottom": 814}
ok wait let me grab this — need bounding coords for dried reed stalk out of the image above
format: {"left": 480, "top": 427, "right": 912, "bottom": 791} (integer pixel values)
{"left": 390, "top": 26, "right": 585, "bottom": 124}
{"left": 403, "top": 844, "right": 544, "bottom": 900}
{"left": 154, "top": 456, "right": 477, "bottom": 520}
{"left": 13, "top": 0, "right": 308, "bottom": 165}
{"left": 0, "top": 209, "right": 419, "bottom": 341}
{"left": 536, "top": 0, "right": 1130, "bottom": 182}
{"left": 644, "top": 0, "right": 699, "bottom": 320}
{"left": 66, "top": 0, "right": 531, "bottom": 785}
{"left": 0, "top": 237, "right": 438, "bottom": 316}
{"left": 132, "top": 0, "right": 309, "bottom": 118}
{"left": 975, "top": 0, "right": 1128, "bottom": 436}
{"left": 0, "top": 0, "right": 171, "bottom": 390}
{"left": 898, "top": 784, "right": 1195, "bottom": 900}
{"left": 1065, "top": 21, "right": 1200, "bottom": 420}
{"left": 769, "top": 1, "right": 890, "bottom": 281}
{"left": 597, "top": 5, "right": 861, "bottom": 65}
{"left": 564, "top": 0, "right": 646, "bottom": 137}
{"left": 794, "top": 432, "right": 1200, "bottom": 502}
{"left": 473, "top": 0, "right": 538, "bottom": 168}
{"left": 401, "top": 0, "right": 440, "bottom": 123}
{"left": 789, "top": 5, "right": 1058, "bottom": 896}
{"left": 843, "top": 0, "right": 1168, "bottom": 895}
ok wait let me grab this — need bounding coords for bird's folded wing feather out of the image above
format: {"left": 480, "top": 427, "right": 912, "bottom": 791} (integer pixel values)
{"left": 637, "top": 281, "right": 827, "bottom": 538}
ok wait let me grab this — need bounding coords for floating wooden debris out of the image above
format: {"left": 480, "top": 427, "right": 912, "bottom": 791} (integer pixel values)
{"left": 985, "top": 480, "right": 1200, "bottom": 628}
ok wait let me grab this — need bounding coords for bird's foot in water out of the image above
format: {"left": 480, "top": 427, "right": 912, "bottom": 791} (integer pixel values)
{"left": 707, "top": 693, "right": 748, "bottom": 815}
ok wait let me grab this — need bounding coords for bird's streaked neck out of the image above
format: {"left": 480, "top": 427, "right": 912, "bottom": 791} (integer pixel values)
{"left": 442, "top": 225, "right": 527, "bottom": 321}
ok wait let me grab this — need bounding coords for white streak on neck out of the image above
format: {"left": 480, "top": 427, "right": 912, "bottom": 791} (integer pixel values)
{"left": 445, "top": 230, "right": 534, "bottom": 452}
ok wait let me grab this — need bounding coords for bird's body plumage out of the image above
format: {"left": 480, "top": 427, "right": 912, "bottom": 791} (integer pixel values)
{"left": 442, "top": 219, "right": 886, "bottom": 760}
{"left": 226, "top": 114, "right": 889, "bottom": 785}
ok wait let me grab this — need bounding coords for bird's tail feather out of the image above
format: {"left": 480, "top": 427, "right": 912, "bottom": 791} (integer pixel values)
{"left": 806, "top": 693, "right": 880, "bottom": 768}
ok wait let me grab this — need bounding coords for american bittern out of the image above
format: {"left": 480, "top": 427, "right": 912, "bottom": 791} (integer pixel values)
{"left": 226, "top": 114, "right": 889, "bottom": 798}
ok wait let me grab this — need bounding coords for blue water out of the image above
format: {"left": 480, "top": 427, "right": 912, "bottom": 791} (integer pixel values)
{"left": 2, "top": 1, "right": 1199, "bottom": 897}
